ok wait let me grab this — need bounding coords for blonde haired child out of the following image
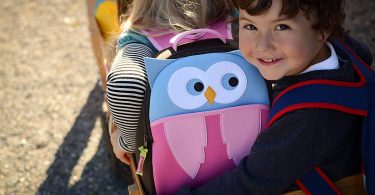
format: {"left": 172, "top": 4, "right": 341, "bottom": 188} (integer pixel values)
{"left": 107, "top": 0, "right": 233, "bottom": 164}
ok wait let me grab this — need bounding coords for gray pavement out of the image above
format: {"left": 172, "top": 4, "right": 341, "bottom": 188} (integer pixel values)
{"left": 0, "top": 0, "right": 129, "bottom": 194}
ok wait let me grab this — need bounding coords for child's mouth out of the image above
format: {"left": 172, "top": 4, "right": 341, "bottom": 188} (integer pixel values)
{"left": 258, "top": 58, "right": 281, "bottom": 66}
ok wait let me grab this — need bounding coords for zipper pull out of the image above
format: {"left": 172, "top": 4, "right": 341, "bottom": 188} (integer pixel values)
{"left": 136, "top": 145, "right": 148, "bottom": 176}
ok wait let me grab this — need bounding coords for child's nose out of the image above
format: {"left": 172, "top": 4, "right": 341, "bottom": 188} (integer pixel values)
{"left": 255, "top": 32, "right": 274, "bottom": 52}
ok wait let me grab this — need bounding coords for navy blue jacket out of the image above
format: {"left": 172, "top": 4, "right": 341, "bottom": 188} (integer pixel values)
{"left": 177, "top": 37, "right": 373, "bottom": 195}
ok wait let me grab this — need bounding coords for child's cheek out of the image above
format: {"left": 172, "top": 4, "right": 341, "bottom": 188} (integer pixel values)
{"left": 239, "top": 37, "right": 252, "bottom": 57}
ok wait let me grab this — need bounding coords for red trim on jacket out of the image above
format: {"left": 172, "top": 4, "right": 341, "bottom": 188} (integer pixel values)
{"left": 337, "top": 38, "right": 373, "bottom": 71}
{"left": 272, "top": 64, "right": 366, "bottom": 107}
{"left": 315, "top": 167, "right": 343, "bottom": 195}
{"left": 267, "top": 103, "right": 368, "bottom": 128}
{"left": 295, "top": 179, "right": 312, "bottom": 195}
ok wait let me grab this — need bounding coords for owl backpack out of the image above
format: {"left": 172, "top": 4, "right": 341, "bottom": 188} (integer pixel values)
{"left": 268, "top": 37, "right": 374, "bottom": 195}
{"left": 133, "top": 28, "right": 270, "bottom": 195}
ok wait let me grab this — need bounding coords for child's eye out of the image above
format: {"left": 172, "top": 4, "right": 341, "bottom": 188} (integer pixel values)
{"left": 275, "top": 24, "right": 290, "bottom": 31}
{"left": 243, "top": 24, "right": 257, "bottom": 31}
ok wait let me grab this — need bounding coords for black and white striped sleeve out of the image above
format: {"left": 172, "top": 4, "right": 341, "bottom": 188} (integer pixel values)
{"left": 106, "top": 43, "right": 155, "bottom": 153}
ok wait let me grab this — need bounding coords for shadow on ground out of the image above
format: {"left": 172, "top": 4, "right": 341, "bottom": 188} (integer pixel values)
{"left": 37, "top": 82, "right": 131, "bottom": 195}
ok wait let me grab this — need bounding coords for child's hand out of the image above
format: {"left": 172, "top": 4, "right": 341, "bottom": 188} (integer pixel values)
{"left": 110, "top": 126, "right": 131, "bottom": 165}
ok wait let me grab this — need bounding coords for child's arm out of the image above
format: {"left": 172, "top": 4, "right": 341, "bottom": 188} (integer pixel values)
{"left": 177, "top": 108, "right": 361, "bottom": 194}
{"left": 110, "top": 126, "right": 131, "bottom": 164}
{"left": 106, "top": 43, "right": 155, "bottom": 153}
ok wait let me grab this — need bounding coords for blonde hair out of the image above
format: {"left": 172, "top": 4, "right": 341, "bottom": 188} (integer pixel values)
{"left": 121, "top": 0, "right": 232, "bottom": 32}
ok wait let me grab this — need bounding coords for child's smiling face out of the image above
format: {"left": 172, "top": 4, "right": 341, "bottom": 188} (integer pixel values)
{"left": 239, "top": 0, "right": 330, "bottom": 80}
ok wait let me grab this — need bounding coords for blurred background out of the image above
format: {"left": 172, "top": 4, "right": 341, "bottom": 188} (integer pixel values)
{"left": 0, "top": 0, "right": 374, "bottom": 194}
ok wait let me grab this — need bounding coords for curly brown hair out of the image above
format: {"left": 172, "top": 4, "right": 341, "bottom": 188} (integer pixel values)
{"left": 232, "top": 0, "right": 347, "bottom": 38}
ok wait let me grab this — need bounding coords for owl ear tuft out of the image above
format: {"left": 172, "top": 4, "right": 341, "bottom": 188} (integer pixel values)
{"left": 145, "top": 57, "right": 176, "bottom": 88}
{"left": 229, "top": 50, "right": 243, "bottom": 57}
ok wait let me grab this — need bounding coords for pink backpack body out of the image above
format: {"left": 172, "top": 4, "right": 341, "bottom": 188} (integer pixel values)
{"left": 137, "top": 19, "right": 270, "bottom": 194}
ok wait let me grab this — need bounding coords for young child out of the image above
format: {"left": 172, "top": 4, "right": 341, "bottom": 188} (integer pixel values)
{"left": 106, "top": 0, "right": 233, "bottom": 164}
{"left": 177, "top": 0, "right": 373, "bottom": 194}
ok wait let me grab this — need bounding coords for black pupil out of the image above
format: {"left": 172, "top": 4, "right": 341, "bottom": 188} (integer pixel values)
{"left": 229, "top": 77, "right": 238, "bottom": 87}
{"left": 194, "top": 82, "right": 204, "bottom": 92}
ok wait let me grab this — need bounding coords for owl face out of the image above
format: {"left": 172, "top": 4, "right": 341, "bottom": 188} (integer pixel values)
{"left": 168, "top": 60, "right": 247, "bottom": 109}
{"left": 145, "top": 50, "right": 269, "bottom": 122}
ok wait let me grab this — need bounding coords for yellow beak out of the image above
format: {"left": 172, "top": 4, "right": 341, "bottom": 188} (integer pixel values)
{"left": 204, "top": 86, "right": 216, "bottom": 105}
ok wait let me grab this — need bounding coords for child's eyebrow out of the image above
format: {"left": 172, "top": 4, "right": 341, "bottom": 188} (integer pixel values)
{"left": 271, "top": 16, "right": 291, "bottom": 23}
{"left": 239, "top": 16, "right": 253, "bottom": 23}
{"left": 239, "top": 15, "right": 291, "bottom": 23}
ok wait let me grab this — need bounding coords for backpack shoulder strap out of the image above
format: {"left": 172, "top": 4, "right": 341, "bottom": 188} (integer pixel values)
{"left": 271, "top": 37, "right": 372, "bottom": 194}
{"left": 267, "top": 79, "right": 369, "bottom": 127}
{"left": 268, "top": 38, "right": 370, "bottom": 128}
{"left": 296, "top": 167, "right": 343, "bottom": 195}
{"left": 331, "top": 38, "right": 373, "bottom": 76}
{"left": 333, "top": 38, "right": 375, "bottom": 194}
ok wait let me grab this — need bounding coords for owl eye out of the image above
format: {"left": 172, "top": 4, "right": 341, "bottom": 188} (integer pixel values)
{"left": 222, "top": 73, "right": 239, "bottom": 90}
{"left": 207, "top": 61, "right": 247, "bottom": 104}
{"left": 168, "top": 67, "right": 207, "bottom": 109}
{"left": 186, "top": 79, "right": 205, "bottom": 96}
{"left": 194, "top": 82, "right": 204, "bottom": 92}
{"left": 229, "top": 77, "right": 239, "bottom": 87}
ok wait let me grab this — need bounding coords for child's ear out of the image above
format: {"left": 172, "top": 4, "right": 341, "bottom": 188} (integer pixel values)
{"left": 318, "top": 29, "right": 331, "bottom": 42}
